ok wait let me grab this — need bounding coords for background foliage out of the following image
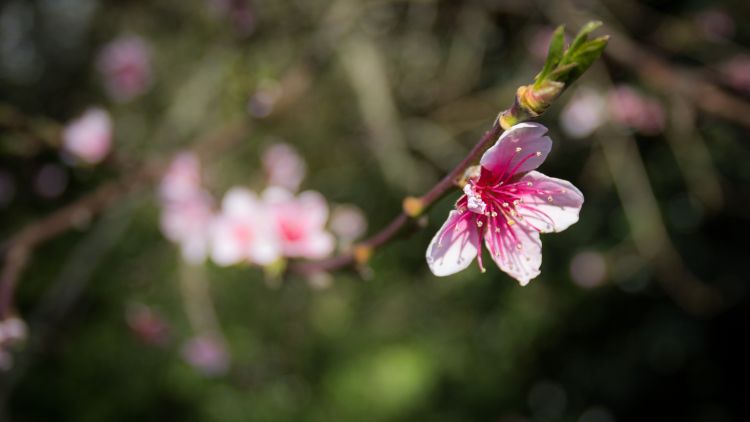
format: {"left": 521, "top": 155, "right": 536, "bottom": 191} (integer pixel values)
{"left": 1, "top": 0, "right": 749, "bottom": 421}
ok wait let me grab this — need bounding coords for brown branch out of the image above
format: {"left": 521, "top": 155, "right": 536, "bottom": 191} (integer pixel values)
{"left": 289, "top": 120, "right": 505, "bottom": 275}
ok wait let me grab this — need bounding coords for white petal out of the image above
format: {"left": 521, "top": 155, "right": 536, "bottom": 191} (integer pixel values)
{"left": 222, "top": 187, "right": 260, "bottom": 217}
{"left": 426, "top": 211, "right": 480, "bottom": 277}
{"left": 517, "top": 171, "right": 584, "bottom": 233}
{"left": 485, "top": 224, "right": 542, "bottom": 286}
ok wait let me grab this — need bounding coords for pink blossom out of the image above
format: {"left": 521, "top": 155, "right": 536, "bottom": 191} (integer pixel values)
{"left": 694, "top": 8, "right": 735, "bottom": 41}
{"left": 607, "top": 85, "right": 665, "bottom": 135}
{"left": 125, "top": 304, "right": 170, "bottom": 346}
{"left": 426, "top": 123, "right": 584, "bottom": 285}
{"left": 210, "top": 187, "right": 280, "bottom": 266}
{"left": 181, "top": 335, "right": 229, "bottom": 376}
{"left": 263, "top": 187, "right": 335, "bottom": 259}
{"left": 205, "top": 0, "right": 256, "bottom": 36}
{"left": 96, "top": 36, "right": 152, "bottom": 102}
{"left": 719, "top": 55, "right": 750, "bottom": 94}
{"left": 329, "top": 204, "right": 367, "bottom": 246}
{"left": 262, "top": 143, "right": 306, "bottom": 192}
{"left": 159, "top": 153, "right": 214, "bottom": 264}
{"left": 569, "top": 250, "right": 607, "bottom": 288}
{"left": 34, "top": 163, "right": 68, "bottom": 199}
{"left": 62, "top": 107, "right": 113, "bottom": 165}
{"left": 161, "top": 194, "right": 214, "bottom": 264}
{"left": 560, "top": 88, "right": 607, "bottom": 139}
{"left": 159, "top": 152, "right": 203, "bottom": 203}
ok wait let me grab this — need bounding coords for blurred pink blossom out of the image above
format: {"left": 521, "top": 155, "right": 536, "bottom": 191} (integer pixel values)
{"left": 330, "top": 204, "right": 367, "bottom": 246}
{"left": 206, "top": 0, "right": 256, "bottom": 36}
{"left": 34, "top": 163, "right": 68, "bottom": 199}
{"left": 62, "top": 107, "right": 112, "bottom": 165}
{"left": 126, "top": 304, "right": 170, "bottom": 347}
{"left": 569, "top": 250, "right": 607, "bottom": 288}
{"left": 560, "top": 88, "right": 607, "bottom": 139}
{"left": 210, "top": 187, "right": 280, "bottom": 266}
{"left": 694, "top": 8, "right": 735, "bottom": 41}
{"left": 97, "top": 36, "right": 152, "bottom": 102}
{"left": 263, "top": 187, "right": 335, "bottom": 259}
{"left": 262, "top": 142, "right": 306, "bottom": 192}
{"left": 719, "top": 55, "right": 750, "bottom": 94}
{"left": 426, "top": 123, "right": 583, "bottom": 285}
{"left": 607, "top": 85, "right": 666, "bottom": 135}
{"left": 0, "top": 317, "right": 27, "bottom": 346}
{"left": 159, "top": 153, "right": 215, "bottom": 264}
{"left": 0, "top": 316, "right": 28, "bottom": 371}
{"left": 181, "top": 335, "right": 229, "bottom": 376}
{"left": 159, "top": 152, "right": 203, "bottom": 204}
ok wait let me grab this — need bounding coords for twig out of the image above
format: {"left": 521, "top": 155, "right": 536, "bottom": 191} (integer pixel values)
{"left": 289, "top": 120, "right": 503, "bottom": 275}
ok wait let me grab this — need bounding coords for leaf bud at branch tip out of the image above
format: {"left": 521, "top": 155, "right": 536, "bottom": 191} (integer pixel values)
{"left": 402, "top": 196, "right": 425, "bottom": 218}
{"left": 353, "top": 244, "right": 373, "bottom": 265}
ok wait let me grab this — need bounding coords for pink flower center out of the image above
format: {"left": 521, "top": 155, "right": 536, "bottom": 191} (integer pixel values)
{"left": 279, "top": 220, "right": 305, "bottom": 242}
{"left": 232, "top": 224, "right": 254, "bottom": 244}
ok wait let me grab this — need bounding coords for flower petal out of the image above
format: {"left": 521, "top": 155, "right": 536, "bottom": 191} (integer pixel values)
{"left": 485, "top": 224, "right": 542, "bottom": 286}
{"left": 517, "top": 171, "right": 584, "bottom": 233}
{"left": 222, "top": 187, "right": 260, "bottom": 217}
{"left": 426, "top": 211, "right": 480, "bottom": 276}
{"left": 479, "top": 123, "right": 552, "bottom": 180}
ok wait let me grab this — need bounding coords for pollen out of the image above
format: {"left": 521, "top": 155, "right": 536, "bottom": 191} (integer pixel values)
{"left": 515, "top": 147, "right": 522, "bottom": 153}
{"left": 477, "top": 221, "right": 483, "bottom": 227}
{"left": 507, "top": 219, "right": 515, "bottom": 226}
{"left": 535, "top": 151, "right": 542, "bottom": 156}
{"left": 547, "top": 196, "right": 553, "bottom": 202}
{"left": 526, "top": 182, "right": 533, "bottom": 187}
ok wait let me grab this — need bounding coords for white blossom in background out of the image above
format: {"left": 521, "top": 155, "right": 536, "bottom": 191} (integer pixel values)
{"left": 159, "top": 152, "right": 215, "bottom": 264}
{"left": 569, "top": 250, "right": 608, "bottom": 288}
{"left": 263, "top": 187, "right": 335, "bottom": 259}
{"left": 62, "top": 107, "right": 112, "bottom": 165}
{"left": 181, "top": 335, "right": 229, "bottom": 377}
{"left": 262, "top": 142, "right": 306, "bottom": 192}
{"left": 560, "top": 88, "right": 607, "bottom": 139}
{"left": 0, "top": 316, "right": 28, "bottom": 372}
{"left": 96, "top": 36, "right": 152, "bottom": 102}
{"left": 330, "top": 204, "right": 367, "bottom": 248}
{"left": 210, "top": 187, "right": 280, "bottom": 266}
{"left": 719, "top": 55, "right": 750, "bottom": 94}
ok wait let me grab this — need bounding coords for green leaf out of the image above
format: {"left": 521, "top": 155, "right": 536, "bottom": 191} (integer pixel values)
{"left": 568, "top": 21, "right": 602, "bottom": 54}
{"left": 535, "top": 25, "right": 566, "bottom": 87}
{"left": 564, "top": 36, "right": 609, "bottom": 83}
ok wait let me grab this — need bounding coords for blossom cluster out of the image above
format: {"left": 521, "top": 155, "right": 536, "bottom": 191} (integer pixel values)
{"left": 159, "top": 143, "right": 365, "bottom": 268}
